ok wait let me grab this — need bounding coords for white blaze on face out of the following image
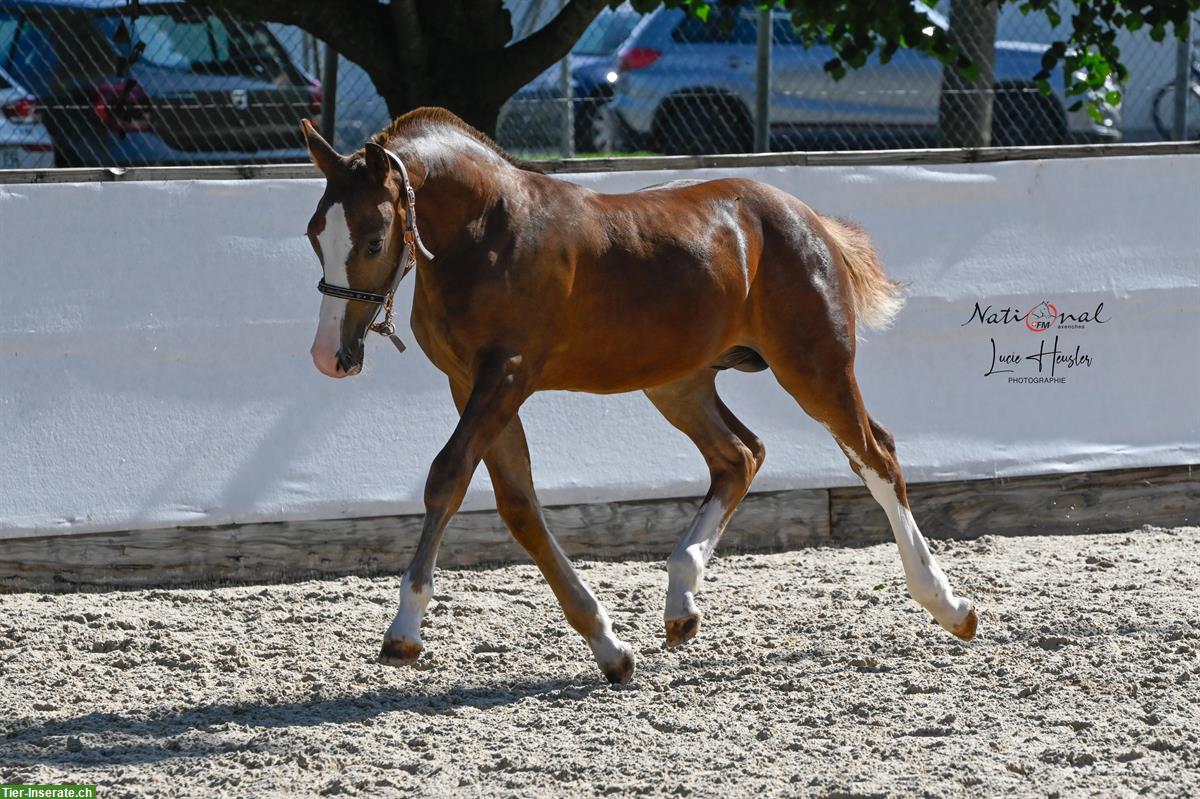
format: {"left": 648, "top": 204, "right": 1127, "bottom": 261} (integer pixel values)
{"left": 311, "top": 203, "right": 354, "bottom": 376}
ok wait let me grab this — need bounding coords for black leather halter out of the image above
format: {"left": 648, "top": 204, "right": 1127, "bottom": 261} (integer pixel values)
{"left": 316, "top": 150, "right": 435, "bottom": 351}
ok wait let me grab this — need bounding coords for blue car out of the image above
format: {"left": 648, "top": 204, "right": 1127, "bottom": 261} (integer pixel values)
{"left": 0, "top": 0, "right": 319, "bottom": 166}
{"left": 497, "top": 4, "right": 640, "bottom": 153}
{"left": 609, "top": 4, "right": 1122, "bottom": 153}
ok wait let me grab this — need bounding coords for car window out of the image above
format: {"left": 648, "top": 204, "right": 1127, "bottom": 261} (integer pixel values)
{"left": 92, "top": 8, "right": 293, "bottom": 79}
{"left": 672, "top": 9, "right": 758, "bottom": 45}
{"left": 0, "top": 16, "right": 18, "bottom": 68}
{"left": 4, "top": 18, "right": 58, "bottom": 87}
{"left": 573, "top": 10, "right": 639, "bottom": 56}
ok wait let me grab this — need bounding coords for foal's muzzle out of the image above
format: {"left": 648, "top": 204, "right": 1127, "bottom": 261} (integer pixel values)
{"left": 335, "top": 338, "right": 366, "bottom": 377}
{"left": 312, "top": 338, "right": 364, "bottom": 378}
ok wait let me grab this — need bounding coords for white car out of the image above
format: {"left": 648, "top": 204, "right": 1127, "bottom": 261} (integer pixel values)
{"left": 0, "top": 65, "right": 53, "bottom": 169}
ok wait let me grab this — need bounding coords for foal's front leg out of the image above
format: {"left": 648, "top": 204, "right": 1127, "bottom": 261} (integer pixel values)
{"left": 379, "top": 353, "right": 531, "bottom": 666}
{"left": 482, "top": 412, "right": 634, "bottom": 683}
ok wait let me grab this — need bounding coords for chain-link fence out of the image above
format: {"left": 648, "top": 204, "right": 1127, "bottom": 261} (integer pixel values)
{"left": 498, "top": 2, "right": 1195, "bottom": 157}
{"left": 0, "top": 1, "right": 1194, "bottom": 170}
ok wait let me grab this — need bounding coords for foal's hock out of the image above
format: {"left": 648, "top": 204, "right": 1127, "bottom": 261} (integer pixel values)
{"left": 299, "top": 108, "right": 977, "bottom": 685}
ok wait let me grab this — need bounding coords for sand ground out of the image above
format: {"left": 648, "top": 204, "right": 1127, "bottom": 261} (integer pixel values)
{"left": 2, "top": 526, "right": 1198, "bottom": 798}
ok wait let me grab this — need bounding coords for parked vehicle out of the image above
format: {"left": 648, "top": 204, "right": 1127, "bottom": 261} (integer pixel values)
{"left": 497, "top": 4, "right": 640, "bottom": 153}
{"left": 1152, "top": 28, "right": 1199, "bottom": 140}
{"left": 0, "top": 63, "right": 52, "bottom": 167}
{"left": 0, "top": 0, "right": 319, "bottom": 166}
{"left": 610, "top": 4, "right": 1123, "bottom": 154}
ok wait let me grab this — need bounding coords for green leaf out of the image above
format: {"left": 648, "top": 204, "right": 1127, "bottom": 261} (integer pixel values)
{"left": 873, "top": 583, "right": 887, "bottom": 591}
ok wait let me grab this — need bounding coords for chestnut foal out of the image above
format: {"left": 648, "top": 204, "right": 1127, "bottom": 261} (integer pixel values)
{"left": 301, "top": 109, "right": 977, "bottom": 684}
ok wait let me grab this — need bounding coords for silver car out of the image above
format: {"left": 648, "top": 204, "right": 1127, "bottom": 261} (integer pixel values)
{"left": 0, "top": 64, "right": 52, "bottom": 168}
{"left": 610, "top": 4, "right": 1121, "bottom": 153}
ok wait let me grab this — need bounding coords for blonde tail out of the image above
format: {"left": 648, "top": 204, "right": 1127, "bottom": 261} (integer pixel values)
{"left": 819, "top": 214, "right": 904, "bottom": 331}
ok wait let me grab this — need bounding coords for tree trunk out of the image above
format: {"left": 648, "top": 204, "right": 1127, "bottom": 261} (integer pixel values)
{"left": 938, "top": 0, "right": 999, "bottom": 147}
{"left": 198, "top": 0, "right": 607, "bottom": 142}
{"left": 377, "top": 64, "right": 507, "bottom": 138}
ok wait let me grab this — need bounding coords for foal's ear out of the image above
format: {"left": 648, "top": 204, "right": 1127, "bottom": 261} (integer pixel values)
{"left": 300, "top": 118, "right": 342, "bottom": 177}
{"left": 363, "top": 141, "right": 396, "bottom": 187}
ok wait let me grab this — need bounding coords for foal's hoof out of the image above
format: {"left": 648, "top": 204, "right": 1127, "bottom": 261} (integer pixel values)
{"left": 600, "top": 644, "right": 636, "bottom": 685}
{"left": 948, "top": 605, "right": 979, "bottom": 642}
{"left": 665, "top": 612, "right": 702, "bottom": 648}
{"left": 378, "top": 637, "right": 422, "bottom": 667}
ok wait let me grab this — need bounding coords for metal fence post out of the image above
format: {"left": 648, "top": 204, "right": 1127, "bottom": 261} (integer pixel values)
{"left": 1173, "top": 16, "right": 1194, "bottom": 140}
{"left": 560, "top": 54, "right": 575, "bottom": 157}
{"left": 755, "top": 7, "right": 772, "bottom": 152}
{"left": 320, "top": 42, "right": 339, "bottom": 145}
{"left": 560, "top": 0, "right": 575, "bottom": 157}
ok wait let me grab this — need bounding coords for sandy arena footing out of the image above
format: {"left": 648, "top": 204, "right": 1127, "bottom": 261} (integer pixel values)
{"left": 1, "top": 527, "right": 1197, "bottom": 797}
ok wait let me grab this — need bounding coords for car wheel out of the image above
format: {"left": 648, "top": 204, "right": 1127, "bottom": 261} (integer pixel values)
{"left": 654, "top": 93, "right": 753, "bottom": 155}
{"left": 573, "top": 92, "right": 597, "bottom": 151}
{"left": 992, "top": 84, "right": 1067, "bottom": 146}
{"left": 1153, "top": 82, "right": 1200, "bottom": 140}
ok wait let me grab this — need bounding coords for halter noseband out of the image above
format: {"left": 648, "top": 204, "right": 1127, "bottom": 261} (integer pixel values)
{"left": 316, "top": 149, "right": 434, "bottom": 353}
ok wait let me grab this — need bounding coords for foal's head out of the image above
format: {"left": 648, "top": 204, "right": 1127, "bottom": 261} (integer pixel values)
{"left": 301, "top": 119, "right": 416, "bottom": 378}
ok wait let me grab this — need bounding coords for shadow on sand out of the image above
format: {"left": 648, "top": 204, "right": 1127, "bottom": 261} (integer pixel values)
{"left": 3, "top": 674, "right": 607, "bottom": 768}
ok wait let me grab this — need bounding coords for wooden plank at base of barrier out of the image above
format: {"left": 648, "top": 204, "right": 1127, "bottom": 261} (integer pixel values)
{"left": 829, "top": 464, "right": 1197, "bottom": 544}
{"left": 0, "top": 489, "right": 830, "bottom": 593}
{"left": 0, "top": 465, "right": 1193, "bottom": 592}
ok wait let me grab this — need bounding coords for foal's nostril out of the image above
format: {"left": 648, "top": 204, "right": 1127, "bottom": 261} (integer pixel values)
{"left": 335, "top": 348, "right": 363, "bottom": 376}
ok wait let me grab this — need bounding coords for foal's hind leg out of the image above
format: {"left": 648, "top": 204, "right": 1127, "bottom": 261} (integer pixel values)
{"left": 763, "top": 345, "right": 977, "bottom": 639}
{"left": 481, "top": 412, "right": 635, "bottom": 684}
{"left": 645, "top": 370, "right": 763, "bottom": 647}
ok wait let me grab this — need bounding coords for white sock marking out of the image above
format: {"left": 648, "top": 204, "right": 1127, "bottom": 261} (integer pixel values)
{"left": 844, "top": 448, "right": 971, "bottom": 629}
{"left": 666, "top": 498, "right": 726, "bottom": 621}
{"left": 386, "top": 572, "right": 431, "bottom": 644}
{"left": 587, "top": 606, "right": 628, "bottom": 667}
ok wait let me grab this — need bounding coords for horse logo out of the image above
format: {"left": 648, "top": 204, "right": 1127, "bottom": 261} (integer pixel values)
{"left": 1025, "top": 301, "right": 1058, "bottom": 332}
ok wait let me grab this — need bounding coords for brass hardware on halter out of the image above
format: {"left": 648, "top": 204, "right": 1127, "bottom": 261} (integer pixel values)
{"left": 368, "top": 285, "right": 406, "bottom": 353}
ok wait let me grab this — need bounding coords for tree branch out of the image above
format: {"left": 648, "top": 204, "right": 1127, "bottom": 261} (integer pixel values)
{"left": 496, "top": 0, "right": 608, "bottom": 100}
{"left": 196, "top": 0, "right": 393, "bottom": 81}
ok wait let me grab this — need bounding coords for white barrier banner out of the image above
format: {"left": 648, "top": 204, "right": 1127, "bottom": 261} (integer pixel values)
{"left": 1, "top": 155, "right": 1198, "bottom": 539}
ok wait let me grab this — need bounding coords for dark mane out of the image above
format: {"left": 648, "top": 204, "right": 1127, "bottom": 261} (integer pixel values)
{"left": 363, "top": 107, "right": 543, "bottom": 174}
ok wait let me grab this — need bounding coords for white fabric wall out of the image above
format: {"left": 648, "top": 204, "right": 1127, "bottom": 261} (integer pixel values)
{"left": 1, "top": 155, "right": 1197, "bottom": 539}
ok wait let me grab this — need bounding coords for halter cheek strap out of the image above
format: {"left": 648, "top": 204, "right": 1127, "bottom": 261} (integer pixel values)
{"left": 315, "top": 148, "right": 434, "bottom": 354}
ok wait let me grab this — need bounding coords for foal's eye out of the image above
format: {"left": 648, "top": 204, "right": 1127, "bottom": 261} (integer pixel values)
{"left": 366, "top": 238, "right": 384, "bottom": 256}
